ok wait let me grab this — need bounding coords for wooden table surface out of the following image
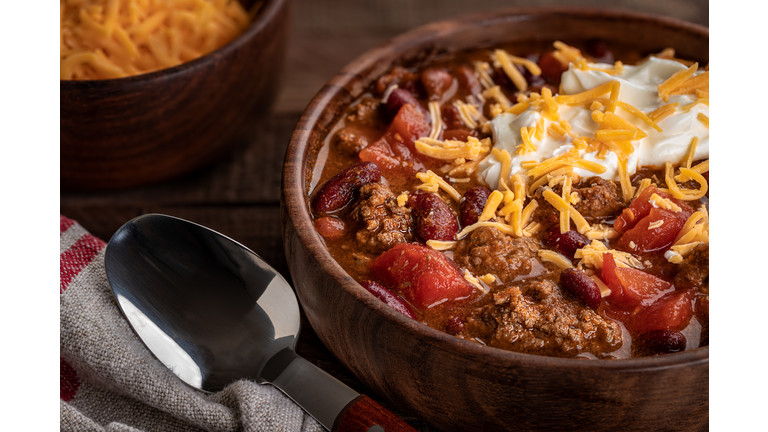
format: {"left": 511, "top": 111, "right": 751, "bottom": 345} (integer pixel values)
{"left": 60, "top": 1, "right": 708, "bottom": 429}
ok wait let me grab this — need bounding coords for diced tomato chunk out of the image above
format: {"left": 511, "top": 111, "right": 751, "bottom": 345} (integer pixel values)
{"left": 602, "top": 254, "right": 673, "bottom": 308}
{"left": 614, "top": 185, "right": 692, "bottom": 233}
{"left": 389, "top": 103, "right": 430, "bottom": 148}
{"left": 600, "top": 253, "right": 623, "bottom": 300}
{"left": 371, "top": 243, "right": 477, "bottom": 310}
{"left": 617, "top": 208, "right": 687, "bottom": 254}
{"left": 359, "top": 104, "right": 432, "bottom": 177}
{"left": 359, "top": 139, "right": 405, "bottom": 173}
{"left": 631, "top": 289, "right": 695, "bottom": 333}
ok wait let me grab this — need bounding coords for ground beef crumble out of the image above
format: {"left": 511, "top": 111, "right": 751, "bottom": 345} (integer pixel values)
{"left": 674, "top": 244, "right": 709, "bottom": 293}
{"left": 573, "top": 177, "right": 625, "bottom": 220}
{"left": 459, "top": 279, "right": 623, "bottom": 357}
{"left": 531, "top": 177, "right": 626, "bottom": 226}
{"left": 349, "top": 183, "right": 413, "bottom": 252}
{"left": 453, "top": 227, "right": 542, "bottom": 284}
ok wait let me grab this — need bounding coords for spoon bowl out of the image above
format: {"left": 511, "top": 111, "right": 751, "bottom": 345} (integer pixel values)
{"left": 105, "top": 214, "right": 414, "bottom": 432}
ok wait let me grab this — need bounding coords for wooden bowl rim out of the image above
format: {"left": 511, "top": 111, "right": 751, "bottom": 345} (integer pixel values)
{"left": 284, "top": 6, "right": 709, "bottom": 371}
{"left": 60, "top": 0, "right": 287, "bottom": 88}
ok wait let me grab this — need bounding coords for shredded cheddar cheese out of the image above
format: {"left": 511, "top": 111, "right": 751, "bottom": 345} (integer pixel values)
{"left": 664, "top": 162, "right": 708, "bottom": 200}
{"left": 478, "top": 274, "right": 497, "bottom": 285}
{"left": 416, "top": 170, "right": 462, "bottom": 202}
{"left": 474, "top": 61, "right": 495, "bottom": 89}
{"left": 428, "top": 101, "right": 443, "bottom": 140}
{"left": 552, "top": 41, "right": 582, "bottom": 67}
{"left": 559, "top": 176, "right": 572, "bottom": 233}
{"left": 585, "top": 224, "right": 619, "bottom": 240}
{"left": 575, "top": 240, "right": 644, "bottom": 270}
{"left": 538, "top": 250, "right": 574, "bottom": 269}
{"left": 649, "top": 193, "right": 682, "bottom": 212}
{"left": 634, "top": 179, "right": 653, "bottom": 198}
{"left": 414, "top": 136, "right": 490, "bottom": 161}
{"left": 426, "top": 240, "right": 456, "bottom": 251}
{"left": 493, "top": 49, "right": 528, "bottom": 92}
{"left": 520, "top": 200, "right": 539, "bottom": 228}
{"left": 697, "top": 113, "right": 709, "bottom": 128}
{"left": 648, "top": 220, "right": 664, "bottom": 230}
{"left": 542, "top": 188, "right": 590, "bottom": 235}
{"left": 616, "top": 101, "right": 662, "bottom": 132}
{"left": 521, "top": 221, "right": 543, "bottom": 237}
{"left": 682, "top": 137, "right": 699, "bottom": 169}
{"left": 648, "top": 103, "right": 679, "bottom": 122}
{"left": 658, "top": 63, "right": 698, "bottom": 101}
{"left": 463, "top": 270, "right": 486, "bottom": 292}
{"left": 455, "top": 221, "right": 517, "bottom": 239}
{"left": 396, "top": 191, "right": 409, "bottom": 207}
{"left": 556, "top": 81, "right": 614, "bottom": 106}
{"left": 682, "top": 97, "right": 709, "bottom": 112}
{"left": 483, "top": 86, "right": 513, "bottom": 110}
{"left": 590, "top": 275, "right": 612, "bottom": 297}
{"left": 479, "top": 191, "right": 504, "bottom": 222}
{"left": 666, "top": 206, "right": 709, "bottom": 264}
{"left": 668, "top": 71, "right": 709, "bottom": 96}
{"left": 453, "top": 100, "right": 483, "bottom": 129}
{"left": 61, "top": 0, "right": 252, "bottom": 80}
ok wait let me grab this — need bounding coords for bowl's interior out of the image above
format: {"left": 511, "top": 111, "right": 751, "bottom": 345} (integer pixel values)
{"left": 286, "top": 7, "right": 709, "bottom": 368}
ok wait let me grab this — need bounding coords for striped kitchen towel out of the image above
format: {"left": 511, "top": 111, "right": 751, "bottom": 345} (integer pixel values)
{"left": 60, "top": 215, "right": 322, "bottom": 432}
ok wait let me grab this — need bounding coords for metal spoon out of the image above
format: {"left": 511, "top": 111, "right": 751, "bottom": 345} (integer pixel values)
{"left": 104, "top": 214, "right": 413, "bottom": 432}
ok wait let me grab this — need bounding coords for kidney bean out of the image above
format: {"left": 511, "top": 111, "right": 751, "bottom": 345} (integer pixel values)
{"left": 519, "top": 53, "right": 547, "bottom": 88}
{"left": 544, "top": 224, "right": 589, "bottom": 260}
{"left": 408, "top": 191, "right": 459, "bottom": 241}
{"left": 384, "top": 88, "right": 427, "bottom": 119}
{"left": 311, "top": 162, "right": 381, "bottom": 214}
{"left": 421, "top": 67, "right": 453, "bottom": 100}
{"left": 359, "top": 280, "right": 416, "bottom": 319}
{"left": 401, "top": 79, "right": 427, "bottom": 99}
{"left": 539, "top": 51, "right": 567, "bottom": 82}
{"left": 560, "top": 268, "right": 602, "bottom": 310}
{"left": 314, "top": 217, "right": 347, "bottom": 241}
{"left": 441, "top": 105, "right": 465, "bottom": 130}
{"left": 635, "top": 330, "right": 687, "bottom": 355}
{"left": 585, "top": 39, "right": 614, "bottom": 64}
{"left": 491, "top": 67, "right": 515, "bottom": 90}
{"left": 442, "top": 129, "right": 473, "bottom": 142}
{"left": 455, "top": 65, "right": 482, "bottom": 96}
{"left": 459, "top": 187, "right": 491, "bottom": 227}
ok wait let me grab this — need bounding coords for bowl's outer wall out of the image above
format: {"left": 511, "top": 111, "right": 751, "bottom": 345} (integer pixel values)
{"left": 61, "top": 0, "right": 290, "bottom": 190}
{"left": 283, "top": 8, "right": 708, "bottom": 432}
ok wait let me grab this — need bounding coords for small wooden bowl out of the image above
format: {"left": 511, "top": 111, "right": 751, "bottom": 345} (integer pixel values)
{"left": 283, "top": 8, "right": 708, "bottom": 432}
{"left": 61, "top": 0, "right": 289, "bottom": 190}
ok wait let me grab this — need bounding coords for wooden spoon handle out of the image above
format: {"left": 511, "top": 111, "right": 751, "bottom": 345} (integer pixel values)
{"left": 334, "top": 395, "right": 416, "bottom": 432}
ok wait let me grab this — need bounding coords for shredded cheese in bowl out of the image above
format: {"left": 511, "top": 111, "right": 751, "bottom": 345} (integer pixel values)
{"left": 60, "top": 0, "right": 255, "bottom": 80}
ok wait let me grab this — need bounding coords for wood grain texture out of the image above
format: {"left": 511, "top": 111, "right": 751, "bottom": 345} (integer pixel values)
{"left": 60, "top": 0, "right": 290, "bottom": 190}
{"left": 335, "top": 395, "right": 417, "bottom": 432}
{"left": 282, "top": 8, "right": 709, "bottom": 432}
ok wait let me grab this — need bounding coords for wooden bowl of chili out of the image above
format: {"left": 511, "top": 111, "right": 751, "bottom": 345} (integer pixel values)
{"left": 60, "top": 0, "right": 289, "bottom": 190}
{"left": 282, "top": 7, "right": 708, "bottom": 431}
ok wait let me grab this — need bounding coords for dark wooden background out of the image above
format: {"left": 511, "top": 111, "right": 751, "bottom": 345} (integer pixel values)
{"left": 60, "top": 1, "right": 708, "bottom": 429}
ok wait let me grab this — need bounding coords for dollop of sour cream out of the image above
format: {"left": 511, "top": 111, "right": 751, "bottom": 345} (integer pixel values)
{"left": 479, "top": 56, "right": 709, "bottom": 190}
